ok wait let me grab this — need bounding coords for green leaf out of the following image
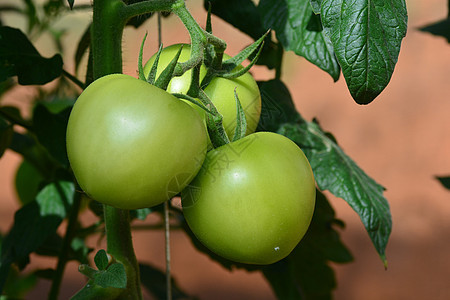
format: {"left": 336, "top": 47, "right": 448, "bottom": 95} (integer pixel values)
{"left": 419, "top": 18, "right": 450, "bottom": 43}
{"left": 436, "top": 176, "right": 450, "bottom": 190}
{"left": 256, "top": 79, "right": 299, "bottom": 132}
{"left": 130, "top": 207, "right": 153, "bottom": 220}
{"left": 139, "top": 263, "right": 193, "bottom": 300}
{"left": 320, "top": 0, "right": 408, "bottom": 104}
{"left": 32, "top": 102, "right": 73, "bottom": 167}
{"left": 278, "top": 120, "right": 391, "bottom": 263}
{"left": 2, "top": 265, "right": 37, "bottom": 299}
{"left": 94, "top": 250, "right": 109, "bottom": 271}
{"left": 0, "top": 116, "right": 13, "bottom": 158}
{"left": 205, "top": 0, "right": 266, "bottom": 40}
{"left": 93, "top": 263, "right": 127, "bottom": 289}
{"left": 71, "top": 279, "right": 123, "bottom": 300}
{"left": 0, "top": 181, "right": 75, "bottom": 292}
{"left": 259, "top": 0, "right": 340, "bottom": 81}
{"left": 0, "top": 26, "right": 63, "bottom": 85}
{"left": 15, "top": 160, "right": 45, "bottom": 206}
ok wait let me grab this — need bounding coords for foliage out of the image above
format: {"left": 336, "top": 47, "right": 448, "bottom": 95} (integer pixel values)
{"left": 0, "top": 0, "right": 412, "bottom": 299}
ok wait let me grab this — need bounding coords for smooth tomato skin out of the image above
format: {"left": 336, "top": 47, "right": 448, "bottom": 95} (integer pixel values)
{"left": 66, "top": 74, "right": 208, "bottom": 210}
{"left": 143, "top": 44, "right": 261, "bottom": 137}
{"left": 181, "top": 132, "right": 316, "bottom": 264}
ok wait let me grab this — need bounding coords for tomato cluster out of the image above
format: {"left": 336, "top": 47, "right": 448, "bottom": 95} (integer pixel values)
{"left": 66, "top": 46, "right": 316, "bottom": 264}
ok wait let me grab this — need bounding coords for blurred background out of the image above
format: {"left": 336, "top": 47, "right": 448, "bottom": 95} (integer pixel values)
{"left": 0, "top": 0, "right": 449, "bottom": 299}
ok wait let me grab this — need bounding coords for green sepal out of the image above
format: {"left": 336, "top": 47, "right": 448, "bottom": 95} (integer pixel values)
{"left": 154, "top": 44, "right": 183, "bottom": 90}
{"left": 205, "top": 2, "right": 213, "bottom": 34}
{"left": 146, "top": 44, "right": 163, "bottom": 85}
{"left": 231, "top": 89, "right": 247, "bottom": 142}
{"left": 221, "top": 39, "right": 264, "bottom": 79}
{"left": 197, "top": 90, "right": 229, "bottom": 148}
{"left": 137, "top": 32, "right": 148, "bottom": 81}
{"left": 171, "top": 93, "right": 214, "bottom": 116}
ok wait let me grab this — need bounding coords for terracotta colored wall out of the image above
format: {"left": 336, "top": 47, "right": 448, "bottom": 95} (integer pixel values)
{"left": 0, "top": 0, "right": 449, "bottom": 299}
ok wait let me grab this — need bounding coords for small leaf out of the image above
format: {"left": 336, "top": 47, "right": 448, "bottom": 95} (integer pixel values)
{"left": 71, "top": 279, "right": 123, "bottom": 300}
{"left": 0, "top": 26, "right": 63, "bottom": 85}
{"left": 259, "top": 0, "right": 340, "bottom": 81}
{"left": 320, "top": 0, "right": 408, "bottom": 103}
{"left": 231, "top": 89, "right": 247, "bottom": 141}
{"left": 419, "top": 18, "right": 450, "bottom": 43}
{"left": 278, "top": 120, "right": 391, "bottom": 263}
{"left": 130, "top": 207, "right": 153, "bottom": 220}
{"left": 94, "top": 250, "right": 109, "bottom": 271}
{"left": 93, "top": 263, "right": 127, "bottom": 289}
{"left": 15, "top": 160, "right": 45, "bottom": 205}
{"left": 436, "top": 176, "right": 450, "bottom": 190}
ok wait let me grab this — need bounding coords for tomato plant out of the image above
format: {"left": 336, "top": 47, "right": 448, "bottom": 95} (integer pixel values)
{"left": 144, "top": 44, "right": 261, "bottom": 138}
{"left": 182, "top": 132, "right": 316, "bottom": 264}
{"left": 0, "top": 0, "right": 411, "bottom": 299}
{"left": 67, "top": 74, "right": 208, "bottom": 210}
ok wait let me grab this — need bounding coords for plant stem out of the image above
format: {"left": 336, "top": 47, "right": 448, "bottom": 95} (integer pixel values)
{"left": 91, "top": 0, "right": 126, "bottom": 78}
{"left": 91, "top": 0, "right": 142, "bottom": 298}
{"left": 104, "top": 206, "right": 143, "bottom": 300}
{"left": 164, "top": 201, "right": 172, "bottom": 300}
{"left": 48, "top": 192, "right": 82, "bottom": 300}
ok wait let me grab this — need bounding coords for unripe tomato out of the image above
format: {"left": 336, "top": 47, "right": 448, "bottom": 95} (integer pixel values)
{"left": 66, "top": 74, "right": 208, "bottom": 210}
{"left": 143, "top": 44, "right": 261, "bottom": 138}
{"left": 181, "top": 132, "right": 316, "bottom": 264}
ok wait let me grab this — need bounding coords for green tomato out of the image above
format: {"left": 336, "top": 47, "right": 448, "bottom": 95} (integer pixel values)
{"left": 181, "top": 132, "right": 316, "bottom": 265}
{"left": 66, "top": 74, "right": 208, "bottom": 210}
{"left": 143, "top": 44, "right": 261, "bottom": 138}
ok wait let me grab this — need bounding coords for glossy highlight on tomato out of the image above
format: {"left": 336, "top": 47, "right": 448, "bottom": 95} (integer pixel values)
{"left": 66, "top": 74, "right": 208, "bottom": 210}
{"left": 181, "top": 132, "right": 316, "bottom": 264}
{"left": 144, "top": 44, "right": 261, "bottom": 138}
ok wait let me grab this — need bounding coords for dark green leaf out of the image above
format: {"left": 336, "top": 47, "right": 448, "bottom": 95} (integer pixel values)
{"left": 32, "top": 102, "right": 73, "bottom": 167}
{"left": 205, "top": 0, "right": 266, "bottom": 40}
{"left": 259, "top": 0, "right": 340, "bottom": 81}
{"left": 94, "top": 250, "right": 109, "bottom": 271}
{"left": 256, "top": 79, "right": 299, "bottom": 132}
{"left": 0, "top": 181, "right": 75, "bottom": 292}
{"left": 436, "top": 176, "right": 450, "bottom": 190}
{"left": 0, "top": 26, "right": 63, "bottom": 85}
{"left": 0, "top": 116, "right": 13, "bottom": 158}
{"left": 93, "top": 263, "right": 127, "bottom": 289}
{"left": 278, "top": 120, "right": 391, "bottom": 263}
{"left": 15, "top": 160, "right": 45, "bottom": 205}
{"left": 139, "top": 263, "right": 194, "bottom": 300}
{"left": 320, "top": 0, "right": 408, "bottom": 103}
{"left": 419, "top": 18, "right": 450, "bottom": 43}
